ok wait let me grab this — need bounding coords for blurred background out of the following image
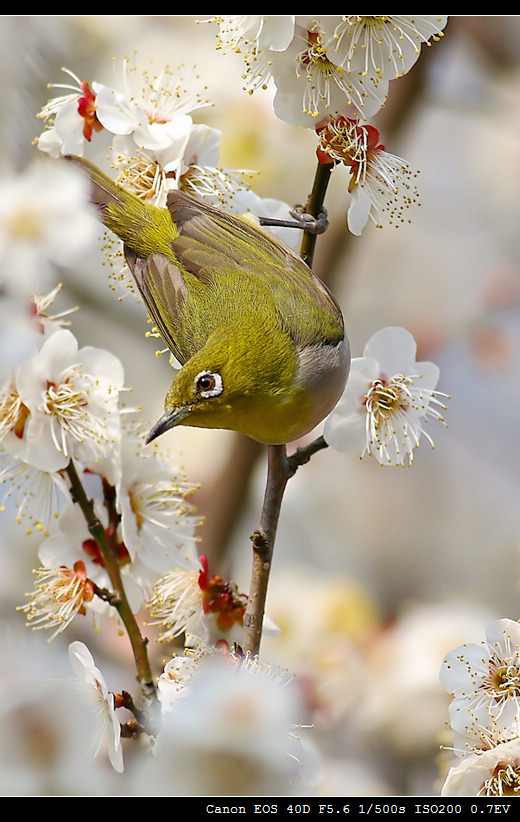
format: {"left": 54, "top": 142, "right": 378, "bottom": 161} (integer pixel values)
{"left": 1, "top": 15, "right": 520, "bottom": 796}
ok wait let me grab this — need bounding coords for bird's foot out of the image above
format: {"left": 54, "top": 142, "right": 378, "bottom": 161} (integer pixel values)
{"left": 259, "top": 206, "right": 328, "bottom": 235}
{"left": 290, "top": 204, "right": 329, "bottom": 234}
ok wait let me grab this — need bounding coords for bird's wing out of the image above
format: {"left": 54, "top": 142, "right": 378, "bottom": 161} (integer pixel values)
{"left": 167, "top": 192, "right": 345, "bottom": 348}
{"left": 167, "top": 191, "right": 296, "bottom": 278}
{"left": 124, "top": 247, "right": 191, "bottom": 365}
{"left": 125, "top": 192, "right": 345, "bottom": 364}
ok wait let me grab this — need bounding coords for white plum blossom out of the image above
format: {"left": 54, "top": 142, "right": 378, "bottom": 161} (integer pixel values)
{"left": 93, "top": 58, "right": 210, "bottom": 153}
{"left": 0, "top": 284, "right": 77, "bottom": 381}
{"left": 116, "top": 432, "right": 199, "bottom": 574}
{"left": 270, "top": 22, "right": 389, "bottom": 128}
{"left": 320, "top": 16, "right": 448, "bottom": 81}
{"left": 440, "top": 619, "right": 520, "bottom": 750}
{"left": 214, "top": 15, "right": 296, "bottom": 54}
{"left": 2, "top": 329, "right": 124, "bottom": 481}
{"left": 19, "top": 559, "right": 95, "bottom": 640}
{"left": 112, "top": 122, "right": 224, "bottom": 211}
{"left": 157, "top": 646, "right": 293, "bottom": 712}
{"left": 147, "top": 552, "right": 253, "bottom": 646}
{"left": 157, "top": 652, "right": 204, "bottom": 709}
{"left": 69, "top": 641, "right": 124, "bottom": 773}
{"left": 212, "top": 15, "right": 297, "bottom": 92}
{"left": 38, "top": 501, "right": 143, "bottom": 616}
{"left": 36, "top": 67, "right": 104, "bottom": 158}
{"left": 210, "top": 16, "right": 447, "bottom": 129}
{"left": 316, "top": 116, "right": 420, "bottom": 235}
{"left": 0, "top": 629, "right": 115, "bottom": 796}
{"left": 441, "top": 737, "right": 520, "bottom": 797}
{"left": 0, "top": 450, "right": 70, "bottom": 531}
{"left": 0, "top": 162, "right": 97, "bottom": 296}
{"left": 36, "top": 60, "right": 210, "bottom": 159}
{"left": 148, "top": 553, "right": 279, "bottom": 647}
{"left": 147, "top": 560, "right": 208, "bottom": 644}
{"left": 324, "top": 327, "right": 447, "bottom": 466}
{"left": 136, "top": 653, "right": 314, "bottom": 796}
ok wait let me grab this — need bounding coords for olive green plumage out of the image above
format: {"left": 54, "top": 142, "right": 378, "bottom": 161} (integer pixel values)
{"left": 67, "top": 154, "right": 350, "bottom": 445}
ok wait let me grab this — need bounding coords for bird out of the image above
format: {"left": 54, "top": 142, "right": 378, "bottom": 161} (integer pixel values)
{"left": 65, "top": 154, "right": 350, "bottom": 446}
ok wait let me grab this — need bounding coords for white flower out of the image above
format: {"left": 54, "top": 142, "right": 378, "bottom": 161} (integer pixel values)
{"left": 0, "top": 451, "right": 69, "bottom": 531}
{"left": 111, "top": 123, "right": 222, "bottom": 210}
{"left": 18, "top": 560, "right": 95, "bottom": 640}
{"left": 212, "top": 15, "right": 296, "bottom": 92}
{"left": 270, "top": 21, "right": 388, "bottom": 128}
{"left": 316, "top": 117, "right": 420, "bottom": 234}
{"left": 94, "top": 58, "right": 210, "bottom": 152}
{"left": 3, "top": 329, "right": 124, "bottom": 481}
{"left": 0, "top": 162, "right": 97, "bottom": 296}
{"left": 147, "top": 554, "right": 253, "bottom": 646}
{"left": 157, "top": 645, "right": 293, "bottom": 711}
{"left": 38, "top": 501, "right": 144, "bottom": 616}
{"left": 440, "top": 619, "right": 520, "bottom": 747}
{"left": 137, "top": 654, "right": 312, "bottom": 796}
{"left": 116, "top": 432, "right": 199, "bottom": 573}
{"left": 321, "top": 16, "right": 448, "bottom": 81}
{"left": 324, "top": 327, "right": 447, "bottom": 466}
{"left": 157, "top": 653, "right": 203, "bottom": 709}
{"left": 0, "top": 284, "right": 79, "bottom": 388}
{"left": 441, "top": 738, "right": 520, "bottom": 797}
{"left": 36, "top": 67, "right": 104, "bottom": 158}
{"left": 147, "top": 560, "right": 207, "bottom": 643}
{"left": 148, "top": 553, "right": 279, "bottom": 647}
{"left": 178, "top": 123, "right": 222, "bottom": 171}
{"left": 0, "top": 629, "right": 115, "bottom": 795}
{"left": 214, "top": 15, "right": 296, "bottom": 54}
{"left": 68, "top": 641, "right": 124, "bottom": 773}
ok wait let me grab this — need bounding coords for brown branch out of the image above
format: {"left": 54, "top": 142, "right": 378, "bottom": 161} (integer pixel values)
{"left": 63, "top": 460, "right": 158, "bottom": 713}
{"left": 299, "top": 161, "right": 334, "bottom": 266}
{"left": 243, "top": 444, "right": 290, "bottom": 655}
{"left": 287, "top": 434, "right": 329, "bottom": 475}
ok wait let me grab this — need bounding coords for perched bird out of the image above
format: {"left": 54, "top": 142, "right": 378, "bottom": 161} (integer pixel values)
{"left": 66, "top": 155, "right": 350, "bottom": 446}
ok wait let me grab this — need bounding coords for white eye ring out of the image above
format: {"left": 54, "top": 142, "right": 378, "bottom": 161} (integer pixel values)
{"left": 194, "top": 370, "right": 223, "bottom": 399}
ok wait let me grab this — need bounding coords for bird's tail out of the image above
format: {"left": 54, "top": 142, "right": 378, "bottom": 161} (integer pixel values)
{"left": 64, "top": 154, "right": 176, "bottom": 259}
{"left": 65, "top": 154, "right": 128, "bottom": 214}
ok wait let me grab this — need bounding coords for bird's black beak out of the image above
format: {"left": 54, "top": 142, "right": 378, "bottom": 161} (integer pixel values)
{"left": 145, "top": 405, "right": 192, "bottom": 444}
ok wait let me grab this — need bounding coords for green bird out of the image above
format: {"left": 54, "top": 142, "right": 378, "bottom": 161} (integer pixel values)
{"left": 66, "top": 155, "right": 350, "bottom": 446}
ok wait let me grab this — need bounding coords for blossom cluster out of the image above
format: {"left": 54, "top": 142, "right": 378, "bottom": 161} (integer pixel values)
{"left": 144, "top": 643, "right": 317, "bottom": 795}
{"left": 35, "top": 59, "right": 299, "bottom": 249}
{"left": 210, "top": 15, "right": 448, "bottom": 233}
{"left": 34, "top": 17, "right": 448, "bottom": 238}
{"left": 0, "top": 282, "right": 201, "bottom": 635}
{"left": 440, "top": 619, "right": 520, "bottom": 796}
{"left": 0, "top": 43, "right": 325, "bottom": 788}
{"left": 212, "top": 16, "right": 447, "bottom": 126}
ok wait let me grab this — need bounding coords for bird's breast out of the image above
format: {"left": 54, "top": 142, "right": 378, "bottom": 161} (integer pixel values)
{"left": 295, "top": 336, "right": 351, "bottom": 426}
{"left": 232, "top": 336, "right": 351, "bottom": 445}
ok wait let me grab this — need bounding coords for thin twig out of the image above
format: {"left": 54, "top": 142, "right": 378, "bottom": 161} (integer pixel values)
{"left": 287, "top": 434, "right": 329, "bottom": 476}
{"left": 299, "top": 162, "right": 333, "bottom": 267}
{"left": 63, "top": 460, "right": 158, "bottom": 713}
{"left": 243, "top": 445, "right": 290, "bottom": 655}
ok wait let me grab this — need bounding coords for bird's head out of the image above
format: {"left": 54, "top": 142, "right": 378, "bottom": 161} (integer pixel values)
{"left": 145, "top": 321, "right": 315, "bottom": 446}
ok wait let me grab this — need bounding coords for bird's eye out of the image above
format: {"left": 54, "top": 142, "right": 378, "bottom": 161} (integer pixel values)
{"left": 194, "top": 370, "right": 223, "bottom": 399}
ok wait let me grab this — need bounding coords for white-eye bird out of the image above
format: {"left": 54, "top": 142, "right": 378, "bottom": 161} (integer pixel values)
{"left": 66, "top": 155, "right": 350, "bottom": 446}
